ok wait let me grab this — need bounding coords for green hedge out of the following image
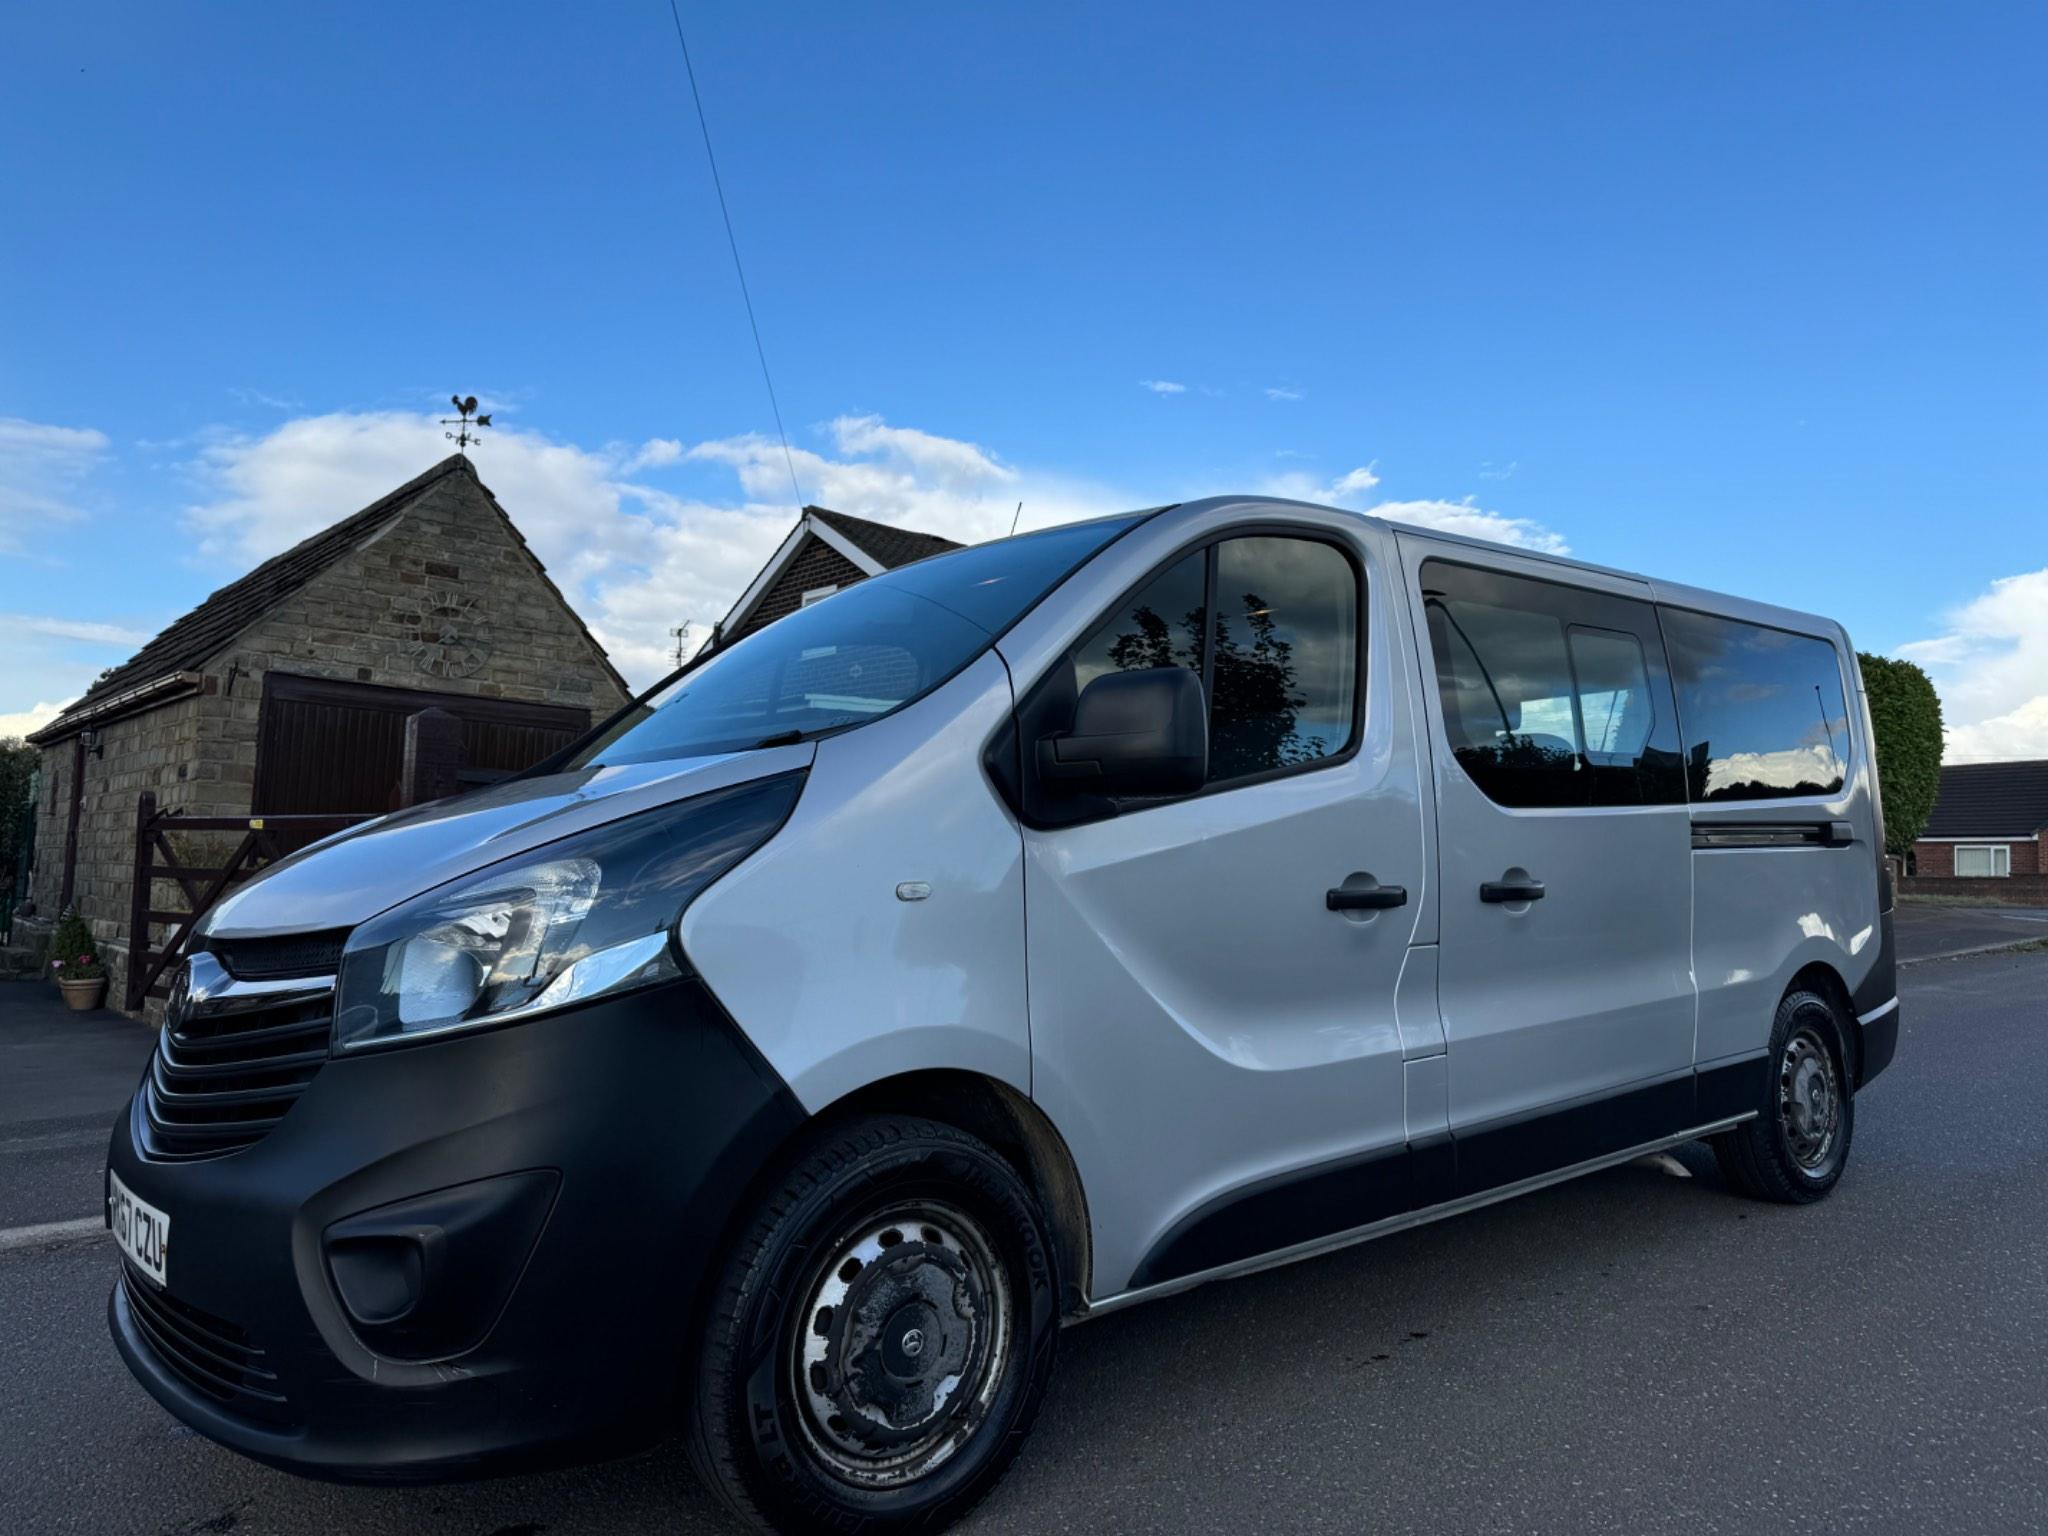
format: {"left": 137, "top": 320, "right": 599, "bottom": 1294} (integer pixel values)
{"left": 1858, "top": 653, "right": 1944, "bottom": 855}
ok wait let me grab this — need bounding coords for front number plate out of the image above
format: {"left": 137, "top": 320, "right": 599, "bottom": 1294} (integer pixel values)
{"left": 109, "top": 1170, "right": 170, "bottom": 1286}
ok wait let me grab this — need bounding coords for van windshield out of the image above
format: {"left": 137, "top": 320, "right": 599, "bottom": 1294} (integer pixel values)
{"left": 568, "top": 512, "right": 1150, "bottom": 768}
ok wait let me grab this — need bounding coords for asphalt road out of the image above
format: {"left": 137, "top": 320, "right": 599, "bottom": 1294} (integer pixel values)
{"left": 0, "top": 990, "right": 148, "bottom": 1230}
{"left": 4, "top": 945, "right": 2046, "bottom": 1535}
{"left": 1893, "top": 899, "right": 2048, "bottom": 962}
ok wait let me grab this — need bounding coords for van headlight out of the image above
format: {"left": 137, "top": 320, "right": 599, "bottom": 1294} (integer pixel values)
{"left": 333, "top": 773, "right": 803, "bottom": 1052}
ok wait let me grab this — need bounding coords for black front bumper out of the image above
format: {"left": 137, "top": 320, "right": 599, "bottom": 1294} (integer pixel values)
{"left": 107, "top": 977, "right": 803, "bottom": 1483}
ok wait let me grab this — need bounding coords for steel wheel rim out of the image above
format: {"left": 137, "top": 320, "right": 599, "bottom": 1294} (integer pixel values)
{"left": 1779, "top": 1025, "right": 1841, "bottom": 1171}
{"left": 789, "top": 1198, "right": 1013, "bottom": 1489}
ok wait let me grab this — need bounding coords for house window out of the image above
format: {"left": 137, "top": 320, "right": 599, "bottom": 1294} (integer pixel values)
{"left": 800, "top": 585, "right": 839, "bottom": 607}
{"left": 1954, "top": 844, "right": 2011, "bottom": 878}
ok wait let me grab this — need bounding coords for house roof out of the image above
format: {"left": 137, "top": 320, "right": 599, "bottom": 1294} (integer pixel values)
{"left": 31, "top": 455, "right": 623, "bottom": 744}
{"left": 1921, "top": 759, "right": 2048, "bottom": 839}
{"left": 714, "top": 505, "right": 962, "bottom": 643}
{"left": 807, "top": 507, "right": 961, "bottom": 571}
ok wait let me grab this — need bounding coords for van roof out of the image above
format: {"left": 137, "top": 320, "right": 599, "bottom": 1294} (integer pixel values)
{"left": 1167, "top": 495, "right": 1851, "bottom": 653}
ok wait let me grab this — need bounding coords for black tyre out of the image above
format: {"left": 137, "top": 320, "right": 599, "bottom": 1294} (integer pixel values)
{"left": 687, "top": 1114, "right": 1059, "bottom": 1534}
{"left": 1713, "top": 987, "right": 1855, "bottom": 1203}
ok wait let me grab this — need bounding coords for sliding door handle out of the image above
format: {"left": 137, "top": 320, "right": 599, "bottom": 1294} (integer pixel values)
{"left": 1327, "top": 885, "right": 1408, "bottom": 912}
{"left": 1479, "top": 879, "right": 1546, "bottom": 903}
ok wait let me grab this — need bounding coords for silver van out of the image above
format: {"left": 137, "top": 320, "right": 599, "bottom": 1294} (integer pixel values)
{"left": 105, "top": 497, "right": 1898, "bottom": 1533}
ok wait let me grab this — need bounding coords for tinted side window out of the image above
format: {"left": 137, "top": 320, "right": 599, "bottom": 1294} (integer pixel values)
{"left": 1421, "top": 560, "right": 1685, "bottom": 808}
{"left": 1069, "top": 551, "right": 1206, "bottom": 695}
{"left": 1660, "top": 609, "right": 1850, "bottom": 802}
{"left": 1209, "top": 537, "right": 1359, "bottom": 782}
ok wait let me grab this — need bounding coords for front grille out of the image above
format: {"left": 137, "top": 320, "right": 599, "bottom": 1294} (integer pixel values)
{"left": 210, "top": 929, "right": 349, "bottom": 981}
{"left": 140, "top": 969, "right": 334, "bottom": 1162}
{"left": 120, "top": 1263, "right": 295, "bottom": 1424}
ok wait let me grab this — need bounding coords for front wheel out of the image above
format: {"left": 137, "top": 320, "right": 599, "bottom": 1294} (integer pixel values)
{"left": 687, "top": 1114, "right": 1059, "bottom": 1534}
{"left": 1713, "top": 987, "right": 1855, "bottom": 1203}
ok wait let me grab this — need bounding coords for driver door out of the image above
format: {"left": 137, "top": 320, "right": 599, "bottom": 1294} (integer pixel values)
{"left": 1003, "top": 514, "right": 1435, "bottom": 1300}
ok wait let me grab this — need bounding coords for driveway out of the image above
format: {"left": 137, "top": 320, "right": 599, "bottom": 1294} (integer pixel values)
{"left": 0, "top": 983, "right": 150, "bottom": 1231}
{"left": 3, "top": 950, "right": 2045, "bottom": 1533}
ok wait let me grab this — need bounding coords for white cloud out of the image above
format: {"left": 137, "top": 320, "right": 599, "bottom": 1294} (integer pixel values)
{"left": 1899, "top": 566, "right": 2048, "bottom": 763}
{"left": 1264, "top": 386, "right": 1304, "bottom": 402}
{"left": 1, "top": 614, "right": 152, "bottom": 647}
{"left": 1479, "top": 459, "right": 1519, "bottom": 481}
{"left": 621, "top": 438, "right": 684, "bottom": 472}
{"left": 176, "top": 411, "right": 1134, "bottom": 693}
{"left": 55, "top": 408, "right": 1577, "bottom": 721}
{"left": 1257, "top": 464, "right": 1568, "bottom": 555}
{"left": 826, "top": 414, "right": 1016, "bottom": 489}
{"left": 1139, "top": 380, "right": 1187, "bottom": 395}
{"left": 1368, "top": 497, "right": 1569, "bottom": 554}
{"left": 0, "top": 417, "right": 111, "bottom": 551}
{"left": 0, "top": 700, "right": 70, "bottom": 740}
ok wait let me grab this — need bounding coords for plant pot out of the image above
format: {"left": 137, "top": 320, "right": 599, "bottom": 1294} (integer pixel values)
{"left": 58, "top": 975, "right": 108, "bottom": 1012}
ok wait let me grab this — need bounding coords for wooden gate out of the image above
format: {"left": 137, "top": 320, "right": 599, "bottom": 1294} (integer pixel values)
{"left": 124, "top": 793, "right": 374, "bottom": 1011}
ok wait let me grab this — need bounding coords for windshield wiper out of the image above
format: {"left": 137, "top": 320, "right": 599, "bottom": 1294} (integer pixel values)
{"left": 750, "top": 729, "right": 807, "bottom": 749}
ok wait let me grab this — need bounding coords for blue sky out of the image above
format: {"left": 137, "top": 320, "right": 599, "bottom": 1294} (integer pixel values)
{"left": 3, "top": 3, "right": 2043, "bottom": 755}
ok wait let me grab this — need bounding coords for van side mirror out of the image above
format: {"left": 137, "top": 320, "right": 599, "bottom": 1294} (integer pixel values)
{"left": 1037, "top": 667, "right": 1207, "bottom": 797}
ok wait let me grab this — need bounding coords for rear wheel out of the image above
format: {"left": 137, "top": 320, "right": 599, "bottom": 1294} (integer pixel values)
{"left": 1713, "top": 988, "right": 1855, "bottom": 1203}
{"left": 688, "top": 1114, "right": 1059, "bottom": 1534}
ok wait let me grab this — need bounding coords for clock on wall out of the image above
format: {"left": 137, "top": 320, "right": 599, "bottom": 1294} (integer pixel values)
{"left": 401, "top": 589, "right": 492, "bottom": 679}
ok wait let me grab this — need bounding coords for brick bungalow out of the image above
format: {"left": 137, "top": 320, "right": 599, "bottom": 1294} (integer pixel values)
{"left": 710, "top": 505, "right": 960, "bottom": 648}
{"left": 21, "top": 455, "right": 631, "bottom": 981}
{"left": 1908, "top": 759, "right": 2048, "bottom": 901}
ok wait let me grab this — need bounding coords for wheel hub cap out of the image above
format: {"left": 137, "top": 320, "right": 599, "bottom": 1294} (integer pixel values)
{"left": 793, "top": 1202, "right": 1012, "bottom": 1488}
{"left": 1780, "top": 1027, "right": 1841, "bottom": 1170}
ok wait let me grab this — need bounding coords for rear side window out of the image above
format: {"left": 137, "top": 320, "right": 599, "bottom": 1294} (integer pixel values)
{"left": 1421, "top": 560, "right": 1685, "bottom": 808}
{"left": 1660, "top": 609, "right": 1850, "bottom": 802}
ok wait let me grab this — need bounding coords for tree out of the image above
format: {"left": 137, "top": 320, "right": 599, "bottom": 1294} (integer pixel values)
{"left": 0, "top": 736, "right": 35, "bottom": 896}
{"left": 1857, "top": 654, "right": 1943, "bottom": 855}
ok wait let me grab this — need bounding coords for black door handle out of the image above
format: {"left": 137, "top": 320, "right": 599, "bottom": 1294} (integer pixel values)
{"left": 1480, "top": 879, "right": 1546, "bottom": 903}
{"left": 1327, "top": 885, "right": 1408, "bottom": 911}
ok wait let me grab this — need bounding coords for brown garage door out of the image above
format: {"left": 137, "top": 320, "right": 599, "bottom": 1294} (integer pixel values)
{"left": 252, "top": 673, "right": 592, "bottom": 816}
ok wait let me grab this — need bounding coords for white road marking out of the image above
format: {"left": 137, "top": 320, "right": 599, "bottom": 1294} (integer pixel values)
{"left": 0, "top": 1217, "right": 108, "bottom": 1253}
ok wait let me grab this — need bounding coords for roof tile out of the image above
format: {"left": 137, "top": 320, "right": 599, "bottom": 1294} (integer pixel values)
{"left": 1921, "top": 759, "right": 2048, "bottom": 839}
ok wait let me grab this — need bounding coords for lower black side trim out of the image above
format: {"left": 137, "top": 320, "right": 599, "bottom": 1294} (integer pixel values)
{"left": 1130, "top": 1063, "right": 1757, "bottom": 1292}
{"left": 1130, "top": 1143, "right": 1410, "bottom": 1290}
{"left": 1451, "top": 1071, "right": 1693, "bottom": 1196}
{"left": 1696, "top": 1052, "right": 1770, "bottom": 1123}
{"left": 1856, "top": 1001, "right": 1900, "bottom": 1089}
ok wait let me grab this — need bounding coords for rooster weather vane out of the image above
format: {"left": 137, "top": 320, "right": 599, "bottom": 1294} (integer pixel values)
{"left": 441, "top": 395, "right": 492, "bottom": 454}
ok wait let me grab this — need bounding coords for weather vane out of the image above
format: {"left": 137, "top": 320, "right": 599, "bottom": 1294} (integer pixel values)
{"left": 441, "top": 395, "right": 492, "bottom": 454}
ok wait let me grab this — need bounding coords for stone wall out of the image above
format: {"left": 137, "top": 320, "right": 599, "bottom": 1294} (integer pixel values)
{"left": 28, "top": 691, "right": 207, "bottom": 960}
{"left": 26, "top": 468, "right": 630, "bottom": 1000}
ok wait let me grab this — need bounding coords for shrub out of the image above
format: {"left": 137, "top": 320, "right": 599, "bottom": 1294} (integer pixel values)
{"left": 1858, "top": 653, "right": 1944, "bottom": 855}
{"left": 46, "top": 910, "right": 108, "bottom": 983}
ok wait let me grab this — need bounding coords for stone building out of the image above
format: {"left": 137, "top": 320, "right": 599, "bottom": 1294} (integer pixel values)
{"left": 23, "top": 455, "right": 631, "bottom": 985}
